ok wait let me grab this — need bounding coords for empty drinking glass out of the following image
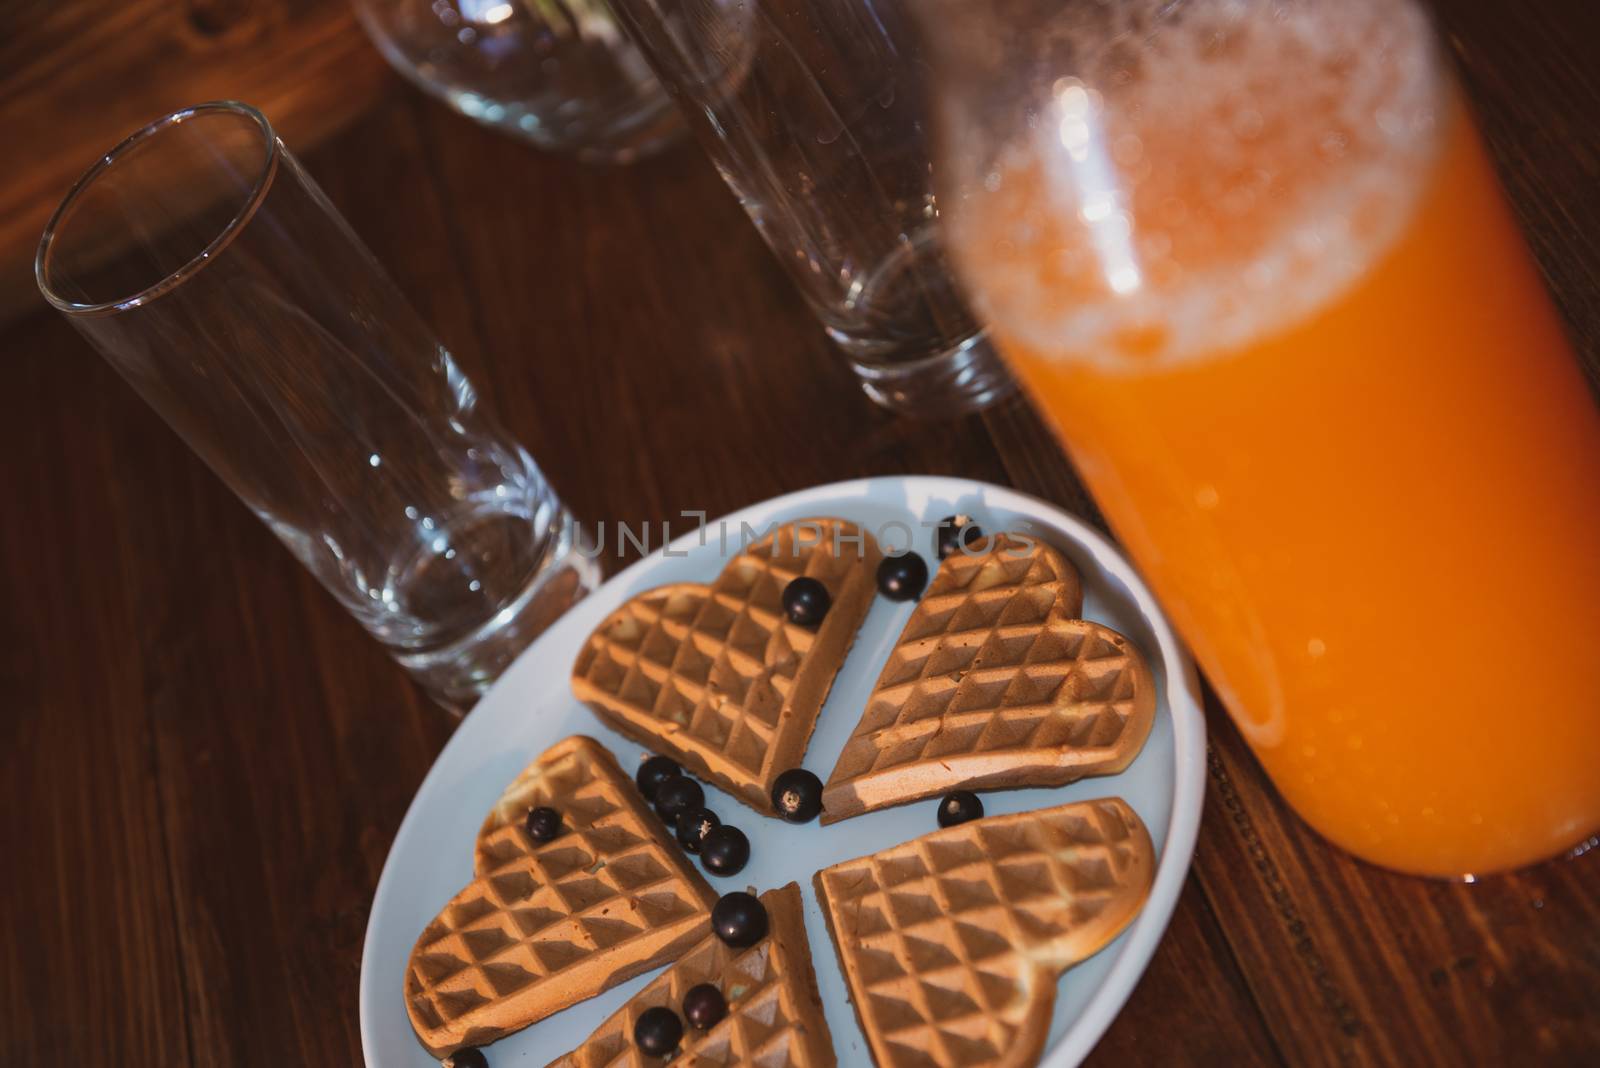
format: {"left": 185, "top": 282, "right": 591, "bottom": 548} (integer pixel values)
{"left": 354, "top": 0, "right": 682, "bottom": 162}
{"left": 36, "top": 101, "right": 598, "bottom": 709}
{"left": 609, "top": 0, "right": 1015, "bottom": 414}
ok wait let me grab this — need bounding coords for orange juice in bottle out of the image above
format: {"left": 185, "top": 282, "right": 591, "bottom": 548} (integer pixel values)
{"left": 935, "top": 0, "right": 1600, "bottom": 876}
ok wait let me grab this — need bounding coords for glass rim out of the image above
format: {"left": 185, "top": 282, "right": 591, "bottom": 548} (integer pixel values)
{"left": 35, "top": 100, "right": 280, "bottom": 318}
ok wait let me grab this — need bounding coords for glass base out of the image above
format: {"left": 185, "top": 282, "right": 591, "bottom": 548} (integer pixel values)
{"left": 391, "top": 514, "right": 601, "bottom": 711}
{"left": 849, "top": 330, "right": 1017, "bottom": 417}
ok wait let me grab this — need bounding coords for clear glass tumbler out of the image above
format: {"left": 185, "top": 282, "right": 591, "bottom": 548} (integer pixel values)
{"left": 608, "top": 0, "right": 1015, "bottom": 415}
{"left": 354, "top": 0, "right": 682, "bottom": 163}
{"left": 36, "top": 102, "right": 599, "bottom": 710}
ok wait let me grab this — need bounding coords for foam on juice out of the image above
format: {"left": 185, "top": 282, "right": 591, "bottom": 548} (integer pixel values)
{"left": 943, "top": 0, "right": 1444, "bottom": 369}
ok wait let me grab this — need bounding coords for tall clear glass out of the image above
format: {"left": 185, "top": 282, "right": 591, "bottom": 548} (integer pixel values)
{"left": 922, "top": 0, "right": 1600, "bottom": 876}
{"left": 609, "top": 0, "right": 1016, "bottom": 415}
{"left": 36, "top": 102, "right": 598, "bottom": 710}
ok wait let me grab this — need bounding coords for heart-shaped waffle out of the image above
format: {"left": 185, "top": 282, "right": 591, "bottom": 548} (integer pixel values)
{"left": 572, "top": 518, "right": 881, "bottom": 814}
{"left": 547, "top": 883, "right": 836, "bottom": 1068}
{"left": 405, "top": 736, "right": 715, "bottom": 1057}
{"left": 813, "top": 798, "right": 1154, "bottom": 1068}
{"left": 821, "top": 534, "right": 1153, "bottom": 823}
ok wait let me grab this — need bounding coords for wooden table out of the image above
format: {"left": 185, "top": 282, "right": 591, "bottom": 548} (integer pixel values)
{"left": 3, "top": 3, "right": 1597, "bottom": 1065}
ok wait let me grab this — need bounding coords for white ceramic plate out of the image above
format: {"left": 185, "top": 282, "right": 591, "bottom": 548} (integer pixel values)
{"left": 360, "top": 476, "right": 1206, "bottom": 1068}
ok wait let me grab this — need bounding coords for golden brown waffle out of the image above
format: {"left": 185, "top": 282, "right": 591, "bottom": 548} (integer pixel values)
{"left": 405, "top": 736, "right": 715, "bottom": 1057}
{"left": 572, "top": 518, "right": 881, "bottom": 814}
{"left": 813, "top": 798, "right": 1154, "bottom": 1068}
{"left": 548, "top": 883, "right": 837, "bottom": 1068}
{"left": 821, "top": 534, "right": 1153, "bottom": 823}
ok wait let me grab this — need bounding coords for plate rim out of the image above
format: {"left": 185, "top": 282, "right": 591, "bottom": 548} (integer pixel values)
{"left": 359, "top": 474, "right": 1207, "bottom": 1068}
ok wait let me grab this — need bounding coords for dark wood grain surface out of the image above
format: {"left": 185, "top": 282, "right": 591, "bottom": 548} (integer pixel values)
{"left": 2, "top": 2, "right": 1598, "bottom": 1065}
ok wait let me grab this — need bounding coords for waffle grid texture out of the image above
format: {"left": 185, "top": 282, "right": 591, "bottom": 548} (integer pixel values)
{"left": 822, "top": 535, "right": 1154, "bottom": 822}
{"left": 548, "top": 883, "right": 836, "bottom": 1068}
{"left": 573, "top": 518, "right": 880, "bottom": 813}
{"left": 814, "top": 798, "right": 1154, "bottom": 1068}
{"left": 405, "top": 736, "right": 715, "bottom": 1056}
